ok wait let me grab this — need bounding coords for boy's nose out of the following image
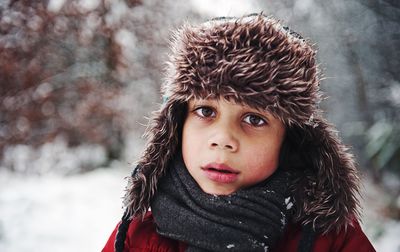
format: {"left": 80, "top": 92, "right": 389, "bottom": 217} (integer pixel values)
{"left": 208, "top": 131, "right": 239, "bottom": 152}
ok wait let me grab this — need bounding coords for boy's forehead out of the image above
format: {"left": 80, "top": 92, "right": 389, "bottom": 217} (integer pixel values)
{"left": 188, "top": 96, "right": 271, "bottom": 113}
{"left": 184, "top": 84, "right": 278, "bottom": 109}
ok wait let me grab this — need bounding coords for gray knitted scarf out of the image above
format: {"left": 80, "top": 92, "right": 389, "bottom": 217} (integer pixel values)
{"left": 150, "top": 154, "right": 295, "bottom": 252}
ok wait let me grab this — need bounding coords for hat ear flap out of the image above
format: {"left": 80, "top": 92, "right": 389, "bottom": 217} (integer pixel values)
{"left": 288, "top": 117, "right": 361, "bottom": 233}
{"left": 123, "top": 100, "right": 187, "bottom": 218}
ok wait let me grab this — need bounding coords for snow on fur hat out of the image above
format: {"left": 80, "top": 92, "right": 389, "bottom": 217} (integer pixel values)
{"left": 124, "top": 13, "right": 360, "bottom": 234}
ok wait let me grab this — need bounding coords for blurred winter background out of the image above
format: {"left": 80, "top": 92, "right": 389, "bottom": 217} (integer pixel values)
{"left": 0, "top": 0, "right": 399, "bottom": 251}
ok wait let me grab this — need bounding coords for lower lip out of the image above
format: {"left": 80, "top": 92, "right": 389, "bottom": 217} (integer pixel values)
{"left": 202, "top": 169, "right": 239, "bottom": 183}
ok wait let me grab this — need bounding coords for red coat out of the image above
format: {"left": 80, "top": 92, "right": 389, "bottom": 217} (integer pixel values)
{"left": 102, "top": 212, "right": 375, "bottom": 252}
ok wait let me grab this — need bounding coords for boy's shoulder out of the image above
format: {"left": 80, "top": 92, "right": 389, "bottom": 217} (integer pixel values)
{"left": 275, "top": 219, "right": 376, "bottom": 252}
{"left": 125, "top": 212, "right": 185, "bottom": 251}
{"left": 102, "top": 211, "right": 186, "bottom": 252}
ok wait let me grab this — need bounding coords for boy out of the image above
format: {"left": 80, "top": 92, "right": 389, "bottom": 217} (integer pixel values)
{"left": 103, "top": 14, "right": 375, "bottom": 251}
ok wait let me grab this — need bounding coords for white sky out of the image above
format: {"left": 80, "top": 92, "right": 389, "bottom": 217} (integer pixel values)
{"left": 190, "top": 0, "right": 263, "bottom": 17}
{"left": 47, "top": 0, "right": 263, "bottom": 17}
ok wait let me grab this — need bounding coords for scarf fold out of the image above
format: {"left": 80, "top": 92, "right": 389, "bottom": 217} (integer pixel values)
{"left": 151, "top": 154, "right": 295, "bottom": 252}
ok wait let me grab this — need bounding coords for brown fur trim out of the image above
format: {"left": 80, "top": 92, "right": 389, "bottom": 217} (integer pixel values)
{"left": 123, "top": 99, "right": 186, "bottom": 218}
{"left": 123, "top": 14, "right": 361, "bottom": 234}
{"left": 287, "top": 119, "right": 361, "bottom": 234}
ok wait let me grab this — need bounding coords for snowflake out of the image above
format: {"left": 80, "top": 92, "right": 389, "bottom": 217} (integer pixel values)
{"left": 226, "top": 244, "right": 235, "bottom": 249}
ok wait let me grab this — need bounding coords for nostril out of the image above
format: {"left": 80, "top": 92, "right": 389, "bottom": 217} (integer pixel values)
{"left": 209, "top": 139, "right": 238, "bottom": 152}
{"left": 225, "top": 144, "right": 233, "bottom": 149}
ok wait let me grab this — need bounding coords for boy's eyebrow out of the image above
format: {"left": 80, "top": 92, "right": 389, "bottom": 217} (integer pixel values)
{"left": 190, "top": 99, "right": 217, "bottom": 106}
{"left": 239, "top": 103, "right": 268, "bottom": 114}
{"left": 239, "top": 105, "right": 276, "bottom": 121}
{"left": 243, "top": 107, "right": 273, "bottom": 119}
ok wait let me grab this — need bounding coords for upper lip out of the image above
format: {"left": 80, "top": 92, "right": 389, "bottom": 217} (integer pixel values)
{"left": 202, "top": 163, "right": 240, "bottom": 173}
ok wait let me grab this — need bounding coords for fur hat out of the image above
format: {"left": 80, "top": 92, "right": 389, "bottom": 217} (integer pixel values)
{"left": 124, "top": 13, "right": 360, "bottom": 234}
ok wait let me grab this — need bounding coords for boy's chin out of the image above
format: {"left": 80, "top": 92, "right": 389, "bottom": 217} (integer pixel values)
{"left": 199, "top": 184, "right": 238, "bottom": 196}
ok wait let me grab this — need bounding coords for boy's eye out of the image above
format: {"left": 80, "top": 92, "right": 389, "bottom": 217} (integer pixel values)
{"left": 194, "top": 106, "right": 216, "bottom": 118}
{"left": 243, "top": 114, "right": 267, "bottom": 127}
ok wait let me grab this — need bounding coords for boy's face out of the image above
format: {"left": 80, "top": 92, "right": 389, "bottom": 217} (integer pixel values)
{"left": 182, "top": 98, "right": 286, "bottom": 195}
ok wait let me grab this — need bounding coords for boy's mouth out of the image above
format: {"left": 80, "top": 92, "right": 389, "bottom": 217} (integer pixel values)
{"left": 207, "top": 168, "right": 234, "bottom": 173}
{"left": 202, "top": 163, "right": 239, "bottom": 173}
{"left": 201, "top": 163, "right": 239, "bottom": 183}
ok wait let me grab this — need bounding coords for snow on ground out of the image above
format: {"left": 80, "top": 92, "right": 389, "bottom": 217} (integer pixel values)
{"left": 1, "top": 165, "right": 400, "bottom": 251}
{"left": 0, "top": 163, "right": 128, "bottom": 252}
{"left": 360, "top": 174, "right": 400, "bottom": 252}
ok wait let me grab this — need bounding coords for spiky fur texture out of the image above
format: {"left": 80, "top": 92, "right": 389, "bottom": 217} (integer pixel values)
{"left": 124, "top": 14, "right": 361, "bottom": 234}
